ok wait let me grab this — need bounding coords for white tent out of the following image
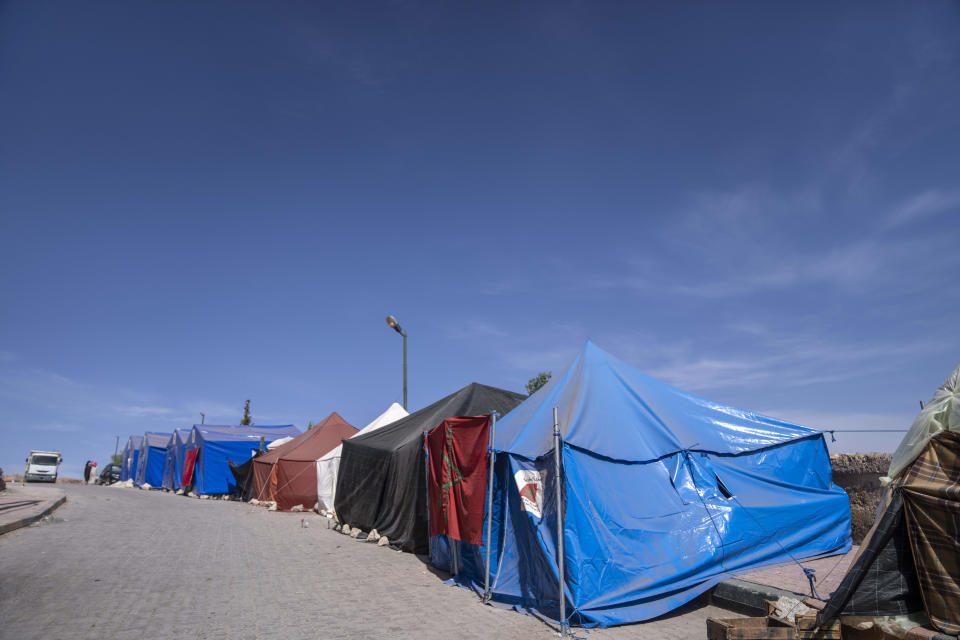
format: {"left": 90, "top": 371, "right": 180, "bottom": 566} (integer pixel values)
{"left": 315, "top": 402, "right": 408, "bottom": 513}
{"left": 266, "top": 436, "right": 294, "bottom": 451}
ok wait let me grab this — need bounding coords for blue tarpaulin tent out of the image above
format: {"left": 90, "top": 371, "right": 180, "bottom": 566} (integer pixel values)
{"left": 161, "top": 429, "right": 191, "bottom": 491}
{"left": 121, "top": 435, "right": 143, "bottom": 482}
{"left": 185, "top": 424, "right": 301, "bottom": 495}
{"left": 434, "top": 342, "right": 852, "bottom": 627}
{"left": 135, "top": 431, "right": 172, "bottom": 488}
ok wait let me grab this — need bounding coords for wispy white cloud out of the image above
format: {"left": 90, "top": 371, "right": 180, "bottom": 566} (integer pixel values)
{"left": 32, "top": 422, "right": 84, "bottom": 433}
{"left": 883, "top": 189, "right": 960, "bottom": 229}
{"left": 110, "top": 405, "right": 177, "bottom": 418}
{"left": 446, "top": 319, "right": 508, "bottom": 340}
{"left": 601, "top": 319, "right": 945, "bottom": 396}
{"left": 0, "top": 364, "right": 256, "bottom": 434}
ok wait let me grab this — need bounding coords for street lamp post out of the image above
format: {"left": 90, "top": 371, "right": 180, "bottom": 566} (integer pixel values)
{"left": 200, "top": 412, "right": 205, "bottom": 425}
{"left": 386, "top": 315, "right": 407, "bottom": 409}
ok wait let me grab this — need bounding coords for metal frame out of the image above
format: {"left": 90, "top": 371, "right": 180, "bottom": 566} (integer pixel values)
{"left": 482, "top": 412, "right": 498, "bottom": 603}
{"left": 553, "top": 407, "right": 567, "bottom": 636}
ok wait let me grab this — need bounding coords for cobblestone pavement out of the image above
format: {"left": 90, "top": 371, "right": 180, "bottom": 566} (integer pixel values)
{"left": 736, "top": 547, "right": 857, "bottom": 597}
{"left": 0, "top": 483, "right": 66, "bottom": 533}
{"left": 0, "top": 485, "right": 737, "bottom": 640}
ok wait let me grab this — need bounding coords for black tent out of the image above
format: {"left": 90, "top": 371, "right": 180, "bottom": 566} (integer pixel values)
{"left": 816, "top": 490, "right": 923, "bottom": 622}
{"left": 228, "top": 454, "right": 260, "bottom": 501}
{"left": 334, "top": 382, "right": 526, "bottom": 553}
{"left": 818, "top": 364, "right": 960, "bottom": 636}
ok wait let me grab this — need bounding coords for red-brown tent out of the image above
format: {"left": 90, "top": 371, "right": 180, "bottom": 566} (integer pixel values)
{"left": 251, "top": 412, "right": 357, "bottom": 510}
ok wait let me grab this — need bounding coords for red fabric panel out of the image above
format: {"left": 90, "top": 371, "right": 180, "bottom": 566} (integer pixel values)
{"left": 251, "top": 458, "right": 275, "bottom": 501}
{"left": 274, "top": 460, "right": 318, "bottom": 511}
{"left": 182, "top": 448, "right": 199, "bottom": 488}
{"left": 249, "top": 412, "right": 356, "bottom": 504}
{"left": 268, "top": 412, "right": 357, "bottom": 511}
{"left": 427, "top": 415, "right": 491, "bottom": 545}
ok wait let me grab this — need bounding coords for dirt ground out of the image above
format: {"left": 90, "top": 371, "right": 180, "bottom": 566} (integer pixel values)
{"left": 830, "top": 453, "right": 892, "bottom": 544}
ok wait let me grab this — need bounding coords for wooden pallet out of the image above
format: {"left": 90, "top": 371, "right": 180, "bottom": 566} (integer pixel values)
{"left": 707, "top": 617, "right": 799, "bottom": 640}
{"left": 708, "top": 598, "right": 842, "bottom": 640}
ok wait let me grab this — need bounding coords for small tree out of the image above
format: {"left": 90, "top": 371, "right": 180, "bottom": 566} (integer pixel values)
{"left": 307, "top": 421, "right": 314, "bottom": 430}
{"left": 526, "top": 372, "right": 552, "bottom": 396}
{"left": 110, "top": 453, "right": 122, "bottom": 466}
{"left": 240, "top": 399, "right": 253, "bottom": 425}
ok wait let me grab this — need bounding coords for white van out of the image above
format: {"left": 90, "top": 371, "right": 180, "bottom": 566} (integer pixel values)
{"left": 24, "top": 451, "right": 62, "bottom": 483}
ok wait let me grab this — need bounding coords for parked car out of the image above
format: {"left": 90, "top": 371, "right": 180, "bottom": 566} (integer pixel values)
{"left": 98, "top": 463, "right": 122, "bottom": 485}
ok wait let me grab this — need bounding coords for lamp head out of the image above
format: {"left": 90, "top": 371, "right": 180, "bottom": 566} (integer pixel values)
{"left": 386, "top": 315, "right": 405, "bottom": 335}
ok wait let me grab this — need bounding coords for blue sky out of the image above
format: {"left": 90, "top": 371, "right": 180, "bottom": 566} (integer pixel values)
{"left": 2, "top": 2, "right": 959, "bottom": 478}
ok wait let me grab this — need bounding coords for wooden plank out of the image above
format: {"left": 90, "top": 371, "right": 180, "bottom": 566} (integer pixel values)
{"left": 802, "top": 598, "right": 826, "bottom": 611}
{"left": 706, "top": 617, "right": 800, "bottom": 640}
{"left": 795, "top": 613, "right": 842, "bottom": 639}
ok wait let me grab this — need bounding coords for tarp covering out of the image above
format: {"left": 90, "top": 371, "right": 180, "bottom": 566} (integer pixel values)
{"left": 316, "top": 402, "right": 409, "bottom": 513}
{"left": 171, "top": 429, "right": 190, "bottom": 491}
{"left": 889, "top": 364, "right": 960, "bottom": 479}
{"left": 427, "top": 415, "right": 491, "bottom": 545}
{"left": 476, "top": 342, "right": 851, "bottom": 627}
{"left": 335, "top": 383, "right": 526, "bottom": 553}
{"left": 266, "top": 436, "right": 293, "bottom": 451}
{"left": 819, "top": 364, "right": 960, "bottom": 635}
{"left": 135, "top": 431, "right": 172, "bottom": 487}
{"left": 121, "top": 435, "right": 143, "bottom": 482}
{"left": 820, "top": 430, "right": 960, "bottom": 635}
{"left": 229, "top": 455, "right": 259, "bottom": 501}
{"left": 161, "top": 434, "right": 176, "bottom": 491}
{"left": 185, "top": 424, "right": 301, "bottom": 495}
{"left": 161, "top": 429, "right": 190, "bottom": 491}
{"left": 272, "top": 413, "right": 358, "bottom": 511}
{"left": 899, "top": 430, "right": 960, "bottom": 634}
{"left": 818, "top": 490, "right": 923, "bottom": 620}
{"left": 250, "top": 413, "right": 357, "bottom": 506}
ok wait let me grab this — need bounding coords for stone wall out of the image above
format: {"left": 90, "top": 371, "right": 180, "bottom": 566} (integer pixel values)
{"left": 830, "top": 453, "right": 892, "bottom": 544}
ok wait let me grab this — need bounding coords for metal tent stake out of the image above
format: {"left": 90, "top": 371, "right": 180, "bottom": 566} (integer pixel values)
{"left": 482, "top": 412, "right": 498, "bottom": 604}
{"left": 553, "top": 406, "right": 567, "bottom": 636}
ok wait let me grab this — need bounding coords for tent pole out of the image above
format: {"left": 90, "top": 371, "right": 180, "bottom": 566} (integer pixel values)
{"left": 424, "top": 431, "right": 432, "bottom": 561}
{"left": 483, "top": 411, "right": 498, "bottom": 604}
{"left": 553, "top": 406, "right": 566, "bottom": 637}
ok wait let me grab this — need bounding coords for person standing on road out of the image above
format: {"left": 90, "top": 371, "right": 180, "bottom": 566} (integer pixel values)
{"left": 83, "top": 461, "right": 92, "bottom": 483}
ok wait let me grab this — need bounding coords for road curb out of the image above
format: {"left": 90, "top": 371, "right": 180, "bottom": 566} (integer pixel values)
{"left": 0, "top": 494, "right": 67, "bottom": 536}
{"left": 711, "top": 577, "right": 806, "bottom": 616}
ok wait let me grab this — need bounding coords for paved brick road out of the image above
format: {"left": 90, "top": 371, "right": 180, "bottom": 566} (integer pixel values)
{"left": 0, "top": 485, "right": 736, "bottom": 639}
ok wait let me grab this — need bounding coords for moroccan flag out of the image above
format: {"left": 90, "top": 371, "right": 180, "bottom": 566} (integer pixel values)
{"left": 182, "top": 448, "right": 199, "bottom": 489}
{"left": 426, "top": 415, "right": 491, "bottom": 545}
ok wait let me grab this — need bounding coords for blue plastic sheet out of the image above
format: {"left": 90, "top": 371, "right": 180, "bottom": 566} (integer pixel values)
{"left": 478, "top": 342, "right": 851, "bottom": 627}
{"left": 134, "top": 432, "right": 171, "bottom": 488}
{"left": 120, "top": 435, "right": 142, "bottom": 482}
{"left": 185, "top": 424, "right": 301, "bottom": 495}
{"left": 161, "top": 429, "right": 191, "bottom": 491}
